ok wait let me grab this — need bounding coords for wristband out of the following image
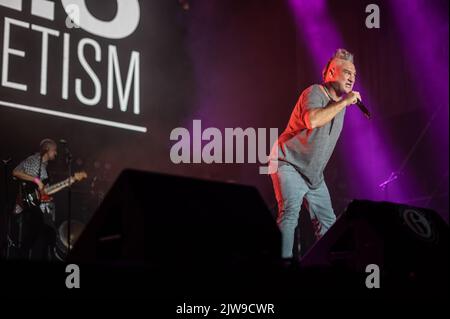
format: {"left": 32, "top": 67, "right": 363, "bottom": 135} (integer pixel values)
{"left": 33, "top": 177, "right": 41, "bottom": 185}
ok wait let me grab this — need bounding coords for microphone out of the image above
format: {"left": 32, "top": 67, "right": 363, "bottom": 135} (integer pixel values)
{"left": 356, "top": 99, "right": 371, "bottom": 119}
{"left": 59, "top": 139, "right": 71, "bottom": 162}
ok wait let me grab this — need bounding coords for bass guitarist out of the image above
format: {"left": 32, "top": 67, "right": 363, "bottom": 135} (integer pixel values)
{"left": 11, "top": 138, "right": 86, "bottom": 260}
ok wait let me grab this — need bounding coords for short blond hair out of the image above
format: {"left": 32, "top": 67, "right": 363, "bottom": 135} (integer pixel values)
{"left": 322, "top": 48, "right": 354, "bottom": 81}
{"left": 39, "top": 138, "right": 57, "bottom": 155}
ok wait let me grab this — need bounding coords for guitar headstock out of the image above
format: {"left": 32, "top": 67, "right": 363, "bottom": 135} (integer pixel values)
{"left": 73, "top": 171, "right": 88, "bottom": 181}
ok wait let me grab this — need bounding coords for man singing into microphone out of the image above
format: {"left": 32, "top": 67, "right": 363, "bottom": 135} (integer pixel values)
{"left": 270, "top": 49, "right": 361, "bottom": 261}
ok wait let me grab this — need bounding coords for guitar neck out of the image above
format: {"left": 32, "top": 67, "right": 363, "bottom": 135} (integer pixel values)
{"left": 44, "top": 177, "right": 74, "bottom": 195}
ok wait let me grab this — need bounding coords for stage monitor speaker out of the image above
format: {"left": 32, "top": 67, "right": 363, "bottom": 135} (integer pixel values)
{"left": 69, "top": 169, "right": 280, "bottom": 270}
{"left": 300, "top": 200, "right": 449, "bottom": 294}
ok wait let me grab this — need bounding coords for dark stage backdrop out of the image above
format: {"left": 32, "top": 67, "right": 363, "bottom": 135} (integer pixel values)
{"left": 0, "top": 0, "right": 448, "bottom": 236}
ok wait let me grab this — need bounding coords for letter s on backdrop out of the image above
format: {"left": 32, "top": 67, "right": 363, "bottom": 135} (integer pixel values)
{"left": 61, "top": 0, "right": 140, "bottom": 39}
